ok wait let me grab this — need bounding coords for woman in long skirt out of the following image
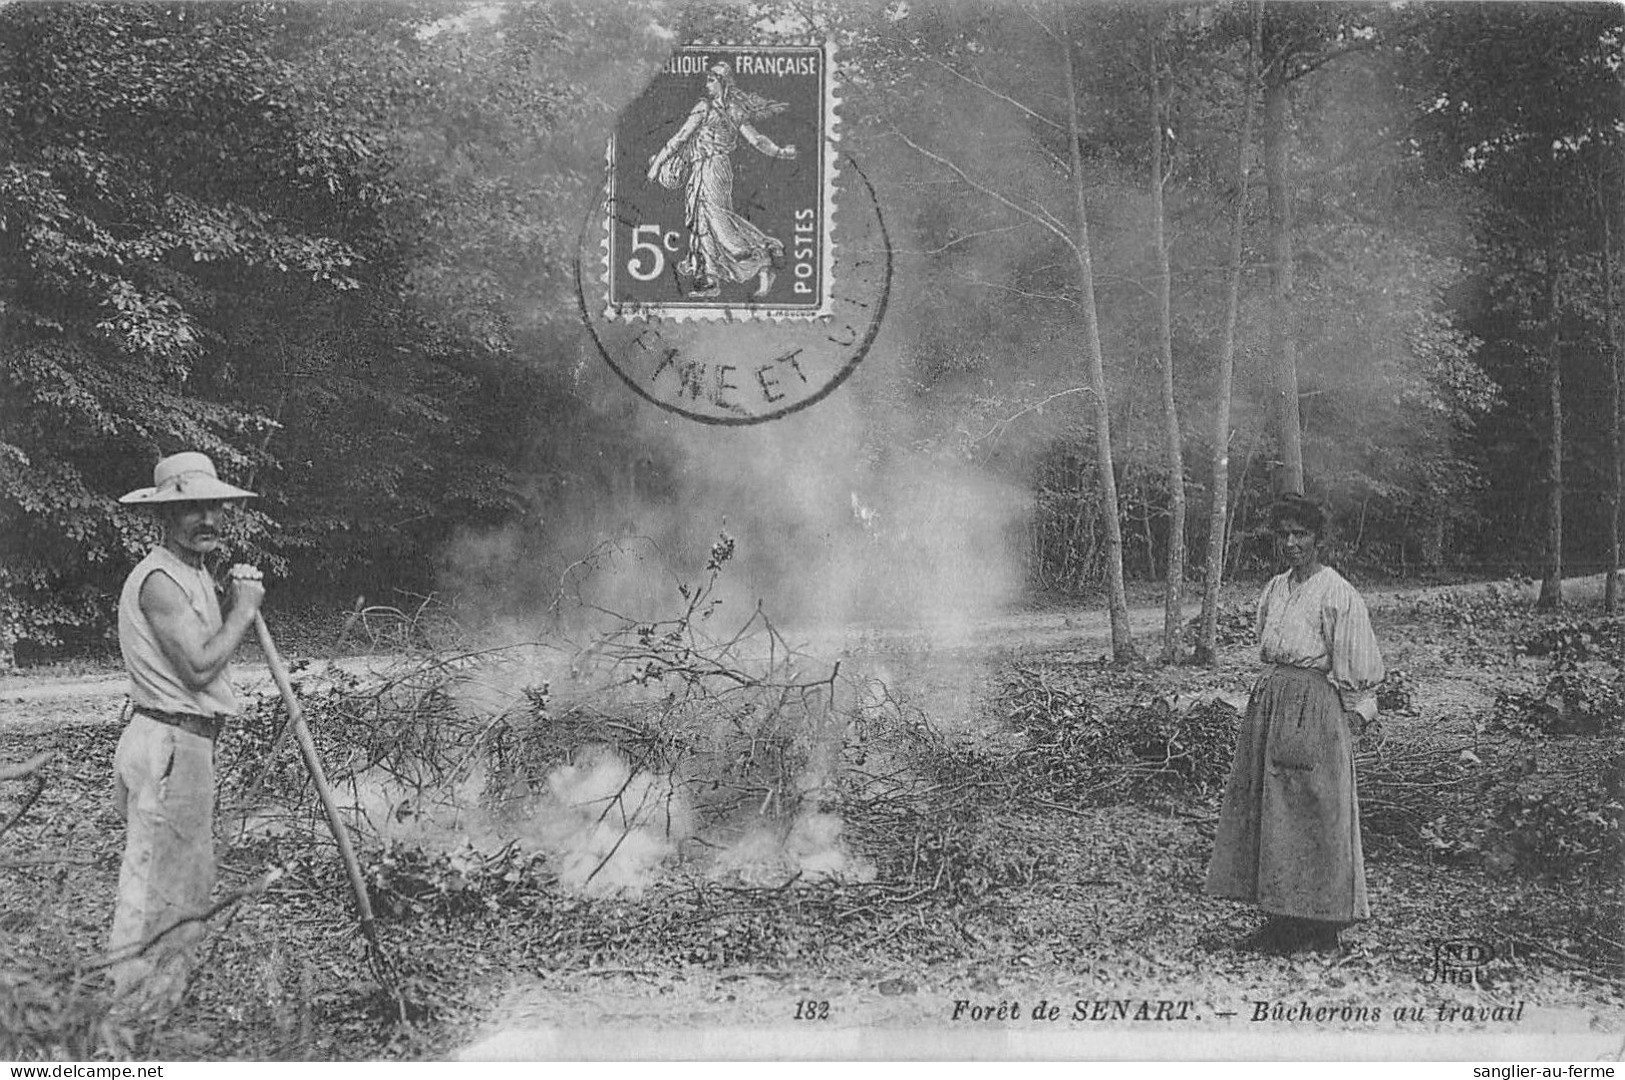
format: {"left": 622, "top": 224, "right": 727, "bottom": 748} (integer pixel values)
{"left": 1206, "top": 493, "right": 1384, "bottom": 953}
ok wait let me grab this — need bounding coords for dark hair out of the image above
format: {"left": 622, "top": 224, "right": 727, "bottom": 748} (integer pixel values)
{"left": 153, "top": 499, "right": 229, "bottom": 522}
{"left": 1269, "top": 492, "right": 1327, "bottom": 538}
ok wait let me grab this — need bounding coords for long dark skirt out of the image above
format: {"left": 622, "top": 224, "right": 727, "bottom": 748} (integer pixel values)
{"left": 1205, "top": 665, "right": 1368, "bottom": 922}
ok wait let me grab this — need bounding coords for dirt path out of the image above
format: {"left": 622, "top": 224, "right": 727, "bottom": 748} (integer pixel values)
{"left": 0, "top": 654, "right": 412, "bottom": 729}
{"left": 0, "top": 570, "right": 1576, "bottom": 716}
{"left": 0, "top": 602, "right": 1166, "bottom": 726}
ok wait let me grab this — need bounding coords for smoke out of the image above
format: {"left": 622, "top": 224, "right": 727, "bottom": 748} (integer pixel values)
{"left": 634, "top": 397, "right": 1029, "bottom": 632}
{"left": 444, "top": 374, "right": 1031, "bottom": 652}
{"left": 423, "top": 127, "right": 1038, "bottom": 894}
{"left": 710, "top": 811, "right": 877, "bottom": 887}
{"left": 420, "top": 11, "right": 1062, "bottom": 896}
{"left": 425, "top": 365, "right": 1032, "bottom": 892}
{"left": 531, "top": 745, "right": 692, "bottom": 897}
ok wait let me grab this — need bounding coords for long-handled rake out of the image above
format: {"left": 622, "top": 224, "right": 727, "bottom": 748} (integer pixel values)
{"left": 252, "top": 613, "right": 408, "bottom": 1022}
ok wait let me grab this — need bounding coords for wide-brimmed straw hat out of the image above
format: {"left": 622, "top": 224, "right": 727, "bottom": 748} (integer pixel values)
{"left": 118, "top": 452, "right": 258, "bottom": 505}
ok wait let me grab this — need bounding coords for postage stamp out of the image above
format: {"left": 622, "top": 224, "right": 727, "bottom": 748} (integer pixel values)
{"left": 578, "top": 157, "right": 889, "bottom": 425}
{"left": 579, "top": 42, "right": 889, "bottom": 426}
{"left": 602, "top": 42, "right": 835, "bottom": 320}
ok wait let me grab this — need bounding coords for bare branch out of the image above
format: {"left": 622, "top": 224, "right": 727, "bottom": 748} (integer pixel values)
{"left": 85, "top": 869, "right": 282, "bottom": 973}
{"left": 1019, "top": 0, "right": 1062, "bottom": 45}
{"left": 1094, "top": 272, "right": 1160, "bottom": 302}
{"left": 964, "top": 385, "right": 1099, "bottom": 457}
{"left": 0, "top": 780, "right": 44, "bottom": 841}
{"left": 0, "top": 758, "right": 51, "bottom": 842}
{"left": 1286, "top": 36, "right": 1382, "bottom": 81}
{"left": 888, "top": 41, "right": 1065, "bottom": 133}
{"left": 0, "top": 752, "right": 51, "bottom": 782}
{"left": 0, "top": 854, "right": 104, "bottom": 869}
{"left": 951, "top": 270, "right": 1078, "bottom": 308}
{"left": 890, "top": 223, "right": 1031, "bottom": 257}
{"left": 888, "top": 130, "right": 1076, "bottom": 253}
{"left": 1283, "top": 16, "right": 1433, "bottom": 84}
{"left": 784, "top": 0, "right": 825, "bottom": 38}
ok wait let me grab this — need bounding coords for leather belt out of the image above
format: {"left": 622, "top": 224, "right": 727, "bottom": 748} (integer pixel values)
{"left": 132, "top": 706, "right": 225, "bottom": 741}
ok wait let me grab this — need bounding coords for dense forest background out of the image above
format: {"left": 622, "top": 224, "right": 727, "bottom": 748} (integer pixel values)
{"left": 2, "top": 0, "right": 1621, "bottom": 661}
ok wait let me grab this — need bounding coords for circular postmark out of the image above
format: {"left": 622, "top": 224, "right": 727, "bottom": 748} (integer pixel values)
{"left": 576, "top": 43, "right": 891, "bottom": 425}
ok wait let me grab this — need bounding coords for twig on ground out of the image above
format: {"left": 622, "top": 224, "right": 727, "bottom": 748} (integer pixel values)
{"left": 0, "top": 774, "right": 48, "bottom": 842}
{"left": 1026, "top": 795, "right": 1088, "bottom": 817}
{"left": 0, "top": 854, "right": 106, "bottom": 868}
{"left": 84, "top": 869, "right": 282, "bottom": 973}
{"left": 0, "top": 752, "right": 52, "bottom": 782}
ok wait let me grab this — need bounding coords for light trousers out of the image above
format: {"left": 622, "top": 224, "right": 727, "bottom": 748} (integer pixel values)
{"left": 109, "top": 713, "right": 216, "bottom": 1011}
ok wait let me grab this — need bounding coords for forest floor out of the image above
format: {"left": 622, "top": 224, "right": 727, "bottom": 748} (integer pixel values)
{"left": 1, "top": 576, "right": 1621, "bottom": 1061}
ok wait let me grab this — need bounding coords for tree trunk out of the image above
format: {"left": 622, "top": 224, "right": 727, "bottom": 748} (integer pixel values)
{"left": 1537, "top": 258, "right": 1564, "bottom": 608}
{"left": 1150, "top": 33, "right": 1187, "bottom": 665}
{"left": 1606, "top": 216, "right": 1621, "bottom": 614}
{"left": 1197, "top": 2, "right": 1262, "bottom": 666}
{"left": 1062, "top": 30, "right": 1136, "bottom": 662}
{"left": 1262, "top": 37, "right": 1304, "bottom": 496}
{"left": 1422, "top": 516, "right": 1445, "bottom": 570}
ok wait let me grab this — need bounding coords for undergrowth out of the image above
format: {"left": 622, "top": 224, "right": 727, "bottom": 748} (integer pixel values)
{"left": 4, "top": 562, "right": 1622, "bottom": 1060}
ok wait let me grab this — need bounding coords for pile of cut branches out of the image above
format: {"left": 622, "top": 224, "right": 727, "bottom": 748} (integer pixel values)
{"left": 924, "top": 664, "right": 1240, "bottom": 809}
{"left": 1513, "top": 616, "right": 1625, "bottom": 670}
{"left": 1491, "top": 669, "right": 1624, "bottom": 737}
{"left": 1390, "top": 579, "right": 1532, "bottom": 631}
{"left": 1354, "top": 735, "right": 1477, "bottom": 848}
{"left": 197, "top": 530, "right": 1101, "bottom": 1039}
{"left": 1183, "top": 603, "right": 1255, "bottom": 651}
{"left": 1357, "top": 727, "right": 1623, "bottom": 895}
{"left": 222, "top": 535, "right": 850, "bottom": 878}
{"left": 360, "top": 844, "right": 1001, "bottom": 973}
{"left": 1492, "top": 614, "right": 1624, "bottom": 740}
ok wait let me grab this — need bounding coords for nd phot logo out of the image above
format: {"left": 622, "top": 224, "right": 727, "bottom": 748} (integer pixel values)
{"left": 1422, "top": 937, "right": 1496, "bottom": 985}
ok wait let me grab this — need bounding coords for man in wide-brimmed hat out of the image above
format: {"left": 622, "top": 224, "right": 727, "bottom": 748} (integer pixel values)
{"left": 110, "top": 451, "right": 265, "bottom": 1011}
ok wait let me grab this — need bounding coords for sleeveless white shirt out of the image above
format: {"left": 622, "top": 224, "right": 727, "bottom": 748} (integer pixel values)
{"left": 118, "top": 546, "right": 237, "bottom": 717}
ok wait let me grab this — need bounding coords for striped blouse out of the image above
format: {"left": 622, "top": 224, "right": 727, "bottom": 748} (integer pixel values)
{"left": 1256, "top": 566, "right": 1385, "bottom": 721}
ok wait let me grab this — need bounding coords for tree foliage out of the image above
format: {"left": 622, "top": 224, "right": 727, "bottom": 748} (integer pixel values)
{"left": 826, "top": 1, "right": 1510, "bottom": 586}
{"left": 0, "top": 1, "right": 664, "bottom": 655}
{"left": 1, "top": 0, "right": 1619, "bottom": 659}
{"left": 1401, "top": 3, "right": 1623, "bottom": 585}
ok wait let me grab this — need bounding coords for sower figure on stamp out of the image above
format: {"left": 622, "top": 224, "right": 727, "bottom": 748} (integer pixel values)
{"left": 646, "top": 61, "right": 798, "bottom": 299}
{"left": 1205, "top": 493, "right": 1384, "bottom": 954}
{"left": 111, "top": 451, "right": 265, "bottom": 1011}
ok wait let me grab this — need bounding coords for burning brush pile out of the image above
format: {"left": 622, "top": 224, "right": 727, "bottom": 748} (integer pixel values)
{"left": 212, "top": 535, "right": 1046, "bottom": 978}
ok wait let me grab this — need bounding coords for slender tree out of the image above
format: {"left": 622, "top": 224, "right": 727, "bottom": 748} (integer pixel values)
{"left": 1251, "top": 3, "right": 1424, "bottom": 497}
{"left": 1539, "top": 251, "right": 1565, "bottom": 608}
{"left": 1197, "top": 1, "right": 1262, "bottom": 666}
{"left": 1261, "top": 39, "right": 1304, "bottom": 495}
{"left": 1149, "top": 26, "right": 1186, "bottom": 663}
{"left": 1062, "top": 14, "right": 1137, "bottom": 661}
{"left": 1605, "top": 212, "right": 1622, "bottom": 614}
{"left": 885, "top": 4, "right": 1139, "bottom": 660}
